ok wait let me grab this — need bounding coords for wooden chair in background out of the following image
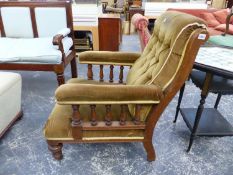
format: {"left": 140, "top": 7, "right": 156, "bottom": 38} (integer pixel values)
{"left": 102, "top": 0, "right": 128, "bottom": 14}
{"left": 0, "top": 1, "right": 77, "bottom": 85}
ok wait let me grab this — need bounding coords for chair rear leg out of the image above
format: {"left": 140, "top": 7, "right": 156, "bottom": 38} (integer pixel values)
{"left": 71, "top": 58, "right": 78, "bottom": 78}
{"left": 214, "top": 93, "right": 222, "bottom": 109}
{"left": 143, "top": 140, "right": 156, "bottom": 162}
{"left": 47, "top": 141, "right": 63, "bottom": 160}
{"left": 56, "top": 72, "right": 65, "bottom": 86}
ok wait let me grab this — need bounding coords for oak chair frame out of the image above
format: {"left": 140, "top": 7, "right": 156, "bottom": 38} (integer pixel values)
{"left": 46, "top": 27, "right": 208, "bottom": 161}
{"left": 0, "top": 1, "right": 77, "bottom": 86}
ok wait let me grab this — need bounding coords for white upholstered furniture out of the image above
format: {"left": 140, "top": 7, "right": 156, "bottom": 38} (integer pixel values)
{"left": 0, "top": 1, "right": 77, "bottom": 86}
{"left": 0, "top": 72, "right": 22, "bottom": 138}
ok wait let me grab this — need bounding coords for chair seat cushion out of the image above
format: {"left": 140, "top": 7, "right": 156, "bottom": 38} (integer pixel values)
{"left": 0, "top": 37, "right": 73, "bottom": 64}
{"left": 44, "top": 104, "right": 144, "bottom": 141}
{"left": 213, "top": 9, "right": 229, "bottom": 24}
{"left": 191, "top": 70, "right": 233, "bottom": 95}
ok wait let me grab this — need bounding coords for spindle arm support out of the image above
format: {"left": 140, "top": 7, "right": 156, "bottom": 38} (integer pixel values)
{"left": 55, "top": 84, "right": 163, "bottom": 105}
{"left": 78, "top": 51, "right": 141, "bottom": 66}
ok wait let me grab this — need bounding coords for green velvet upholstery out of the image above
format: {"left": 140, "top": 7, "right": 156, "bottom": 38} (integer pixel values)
{"left": 44, "top": 104, "right": 144, "bottom": 140}
{"left": 79, "top": 51, "right": 141, "bottom": 66}
{"left": 44, "top": 11, "right": 207, "bottom": 142}
{"left": 54, "top": 11, "right": 206, "bottom": 121}
{"left": 207, "top": 35, "right": 233, "bottom": 48}
{"left": 126, "top": 12, "right": 206, "bottom": 118}
{"left": 56, "top": 83, "right": 163, "bottom": 105}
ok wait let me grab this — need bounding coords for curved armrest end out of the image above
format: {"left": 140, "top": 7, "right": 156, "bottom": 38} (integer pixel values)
{"left": 53, "top": 34, "right": 64, "bottom": 46}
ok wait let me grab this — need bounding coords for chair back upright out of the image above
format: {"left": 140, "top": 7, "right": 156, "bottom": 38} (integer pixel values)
{"left": 126, "top": 11, "right": 208, "bottom": 120}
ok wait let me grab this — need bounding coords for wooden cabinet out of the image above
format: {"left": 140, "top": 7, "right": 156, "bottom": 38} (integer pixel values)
{"left": 98, "top": 14, "right": 122, "bottom": 51}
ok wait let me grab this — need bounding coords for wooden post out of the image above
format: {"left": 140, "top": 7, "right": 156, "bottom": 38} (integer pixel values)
{"left": 134, "top": 104, "right": 141, "bottom": 125}
{"left": 99, "top": 65, "right": 104, "bottom": 82}
{"left": 71, "top": 105, "right": 82, "bottom": 139}
{"left": 119, "top": 65, "right": 124, "bottom": 83}
{"left": 109, "top": 65, "right": 114, "bottom": 82}
{"left": 119, "top": 105, "right": 127, "bottom": 125}
{"left": 105, "top": 105, "right": 112, "bottom": 126}
{"left": 88, "top": 64, "right": 93, "bottom": 80}
{"left": 90, "top": 105, "right": 98, "bottom": 126}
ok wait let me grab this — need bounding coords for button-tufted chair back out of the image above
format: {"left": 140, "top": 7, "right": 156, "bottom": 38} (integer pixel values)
{"left": 126, "top": 11, "right": 207, "bottom": 120}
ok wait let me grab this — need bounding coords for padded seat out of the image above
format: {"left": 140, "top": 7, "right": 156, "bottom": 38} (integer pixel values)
{"left": 0, "top": 37, "right": 73, "bottom": 64}
{"left": 191, "top": 70, "right": 233, "bottom": 94}
{"left": 44, "top": 104, "right": 144, "bottom": 141}
{"left": 44, "top": 78, "right": 148, "bottom": 141}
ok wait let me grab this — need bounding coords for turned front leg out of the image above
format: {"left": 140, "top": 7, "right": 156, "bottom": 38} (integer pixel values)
{"left": 47, "top": 141, "right": 63, "bottom": 160}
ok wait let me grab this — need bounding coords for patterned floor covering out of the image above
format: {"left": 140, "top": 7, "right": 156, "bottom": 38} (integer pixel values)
{"left": 0, "top": 34, "right": 233, "bottom": 175}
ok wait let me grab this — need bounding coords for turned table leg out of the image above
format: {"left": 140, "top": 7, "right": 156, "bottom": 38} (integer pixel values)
{"left": 47, "top": 141, "right": 63, "bottom": 160}
{"left": 187, "top": 73, "right": 213, "bottom": 152}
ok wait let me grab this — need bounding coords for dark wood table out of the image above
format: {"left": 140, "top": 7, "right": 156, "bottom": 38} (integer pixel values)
{"left": 179, "top": 47, "right": 233, "bottom": 151}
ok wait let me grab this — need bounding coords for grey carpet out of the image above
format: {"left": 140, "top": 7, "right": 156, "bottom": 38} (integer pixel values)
{"left": 0, "top": 34, "right": 233, "bottom": 175}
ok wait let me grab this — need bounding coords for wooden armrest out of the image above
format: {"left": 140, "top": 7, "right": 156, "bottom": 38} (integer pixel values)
{"left": 53, "top": 34, "right": 64, "bottom": 46}
{"left": 53, "top": 28, "right": 71, "bottom": 52}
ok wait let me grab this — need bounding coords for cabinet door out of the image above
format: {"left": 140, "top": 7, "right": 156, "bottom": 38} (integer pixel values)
{"left": 99, "top": 15, "right": 121, "bottom": 51}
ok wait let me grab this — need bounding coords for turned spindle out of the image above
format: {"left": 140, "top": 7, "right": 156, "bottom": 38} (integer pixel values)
{"left": 72, "top": 105, "right": 81, "bottom": 126}
{"left": 71, "top": 105, "right": 82, "bottom": 140}
{"left": 88, "top": 64, "right": 93, "bottom": 80}
{"left": 109, "top": 65, "right": 114, "bottom": 82}
{"left": 90, "top": 105, "right": 97, "bottom": 126}
{"left": 99, "top": 65, "right": 104, "bottom": 82}
{"left": 105, "top": 105, "right": 112, "bottom": 126}
{"left": 119, "top": 66, "right": 124, "bottom": 83}
{"left": 119, "top": 105, "right": 127, "bottom": 125}
{"left": 134, "top": 105, "right": 141, "bottom": 125}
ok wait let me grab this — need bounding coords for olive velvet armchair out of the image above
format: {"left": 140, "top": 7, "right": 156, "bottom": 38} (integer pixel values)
{"left": 44, "top": 11, "right": 208, "bottom": 161}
